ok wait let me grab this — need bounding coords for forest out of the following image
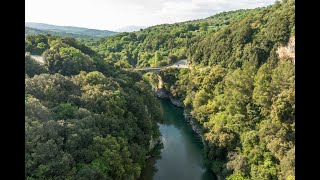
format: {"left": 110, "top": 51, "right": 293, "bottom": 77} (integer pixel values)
{"left": 155, "top": 1, "right": 295, "bottom": 179}
{"left": 87, "top": 8, "right": 259, "bottom": 68}
{"left": 25, "top": 0, "right": 295, "bottom": 179}
{"left": 25, "top": 35, "right": 162, "bottom": 179}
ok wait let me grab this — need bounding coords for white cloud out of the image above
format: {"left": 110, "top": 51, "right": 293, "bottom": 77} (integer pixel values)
{"left": 25, "top": 0, "right": 275, "bottom": 31}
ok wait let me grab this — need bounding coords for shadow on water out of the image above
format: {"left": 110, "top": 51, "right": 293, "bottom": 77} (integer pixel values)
{"left": 138, "top": 143, "right": 164, "bottom": 180}
{"left": 139, "top": 99, "right": 216, "bottom": 180}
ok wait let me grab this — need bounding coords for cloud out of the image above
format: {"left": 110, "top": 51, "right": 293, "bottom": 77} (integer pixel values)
{"left": 151, "top": 0, "right": 275, "bottom": 23}
{"left": 118, "top": 0, "right": 275, "bottom": 26}
{"left": 26, "top": 0, "right": 276, "bottom": 30}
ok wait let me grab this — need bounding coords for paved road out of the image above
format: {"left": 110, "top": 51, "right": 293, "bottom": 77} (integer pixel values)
{"left": 169, "top": 59, "right": 188, "bottom": 68}
{"left": 30, "top": 55, "right": 44, "bottom": 64}
{"left": 30, "top": 55, "right": 189, "bottom": 71}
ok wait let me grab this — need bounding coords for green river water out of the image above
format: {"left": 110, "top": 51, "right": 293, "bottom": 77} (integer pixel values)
{"left": 139, "top": 99, "right": 216, "bottom": 180}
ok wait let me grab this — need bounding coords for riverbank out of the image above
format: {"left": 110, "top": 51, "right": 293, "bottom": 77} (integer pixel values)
{"left": 155, "top": 90, "right": 221, "bottom": 180}
{"left": 147, "top": 135, "right": 162, "bottom": 158}
{"left": 138, "top": 100, "right": 216, "bottom": 180}
{"left": 183, "top": 109, "right": 205, "bottom": 145}
{"left": 156, "top": 88, "right": 205, "bottom": 145}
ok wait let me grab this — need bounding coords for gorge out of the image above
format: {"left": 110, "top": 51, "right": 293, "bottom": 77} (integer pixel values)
{"left": 25, "top": 1, "right": 295, "bottom": 179}
{"left": 139, "top": 99, "right": 216, "bottom": 180}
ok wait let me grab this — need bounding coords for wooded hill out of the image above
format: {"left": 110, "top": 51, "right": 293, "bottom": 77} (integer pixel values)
{"left": 25, "top": 35, "right": 161, "bottom": 179}
{"left": 25, "top": 0, "right": 295, "bottom": 179}
{"left": 156, "top": 1, "right": 295, "bottom": 179}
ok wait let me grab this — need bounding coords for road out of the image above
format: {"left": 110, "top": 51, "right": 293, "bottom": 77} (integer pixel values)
{"left": 30, "top": 55, "right": 44, "bottom": 64}
{"left": 133, "top": 59, "right": 189, "bottom": 71}
{"left": 30, "top": 55, "right": 189, "bottom": 71}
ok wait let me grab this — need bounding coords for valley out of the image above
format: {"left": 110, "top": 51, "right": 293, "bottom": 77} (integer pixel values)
{"left": 25, "top": 0, "right": 295, "bottom": 179}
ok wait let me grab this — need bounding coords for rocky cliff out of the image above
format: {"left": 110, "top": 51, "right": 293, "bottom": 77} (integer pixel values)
{"left": 169, "top": 96, "right": 184, "bottom": 107}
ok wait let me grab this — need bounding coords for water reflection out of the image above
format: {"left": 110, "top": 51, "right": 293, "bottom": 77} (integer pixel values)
{"left": 139, "top": 99, "right": 216, "bottom": 180}
{"left": 138, "top": 143, "right": 164, "bottom": 180}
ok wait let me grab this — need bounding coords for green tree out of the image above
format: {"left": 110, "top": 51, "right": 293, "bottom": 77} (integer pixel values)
{"left": 154, "top": 51, "right": 162, "bottom": 66}
{"left": 88, "top": 135, "right": 141, "bottom": 179}
{"left": 168, "top": 54, "right": 178, "bottom": 64}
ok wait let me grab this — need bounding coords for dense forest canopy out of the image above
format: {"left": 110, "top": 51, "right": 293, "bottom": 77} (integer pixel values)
{"left": 153, "top": 1, "right": 295, "bottom": 179}
{"left": 87, "top": 8, "right": 260, "bottom": 68}
{"left": 25, "top": 0, "right": 295, "bottom": 179}
{"left": 25, "top": 35, "right": 162, "bottom": 179}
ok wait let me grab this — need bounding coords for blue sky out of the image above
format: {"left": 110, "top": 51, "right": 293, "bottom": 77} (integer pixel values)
{"left": 26, "top": 0, "right": 275, "bottom": 31}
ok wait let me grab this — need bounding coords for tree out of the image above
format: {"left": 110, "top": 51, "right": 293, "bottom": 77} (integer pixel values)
{"left": 87, "top": 135, "right": 141, "bottom": 179}
{"left": 270, "top": 88, "right": 295, "bottom": 123}
{"left": 200, "top": 22, "right": 209, "bottom": 31}
{"left": 43, "top": 45, "right": 95, "bottom": 76}
{"left": 25, "top": 95, "right": 51, "bottom": 122}
{"left": 52, "top": 103, "right": 78, "bottom": 120}
{"left": 25, "top": 73, "right": 80, "bottom": 106}
{"left": 154, "top": 51, "right": 162, "bottom": 66}
{"left": 168, "top": 54, "right": 178, "bottom": 64}
{"left": 193, "top": 89, "right": 209, "bottom": 109}
{"left": 253, "top": 62, "right": 274, "bottom": 117}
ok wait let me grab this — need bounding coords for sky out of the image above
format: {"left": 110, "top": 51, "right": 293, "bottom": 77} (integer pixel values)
{"left": 25, "top": 0, "right": 275, "bottom": 31}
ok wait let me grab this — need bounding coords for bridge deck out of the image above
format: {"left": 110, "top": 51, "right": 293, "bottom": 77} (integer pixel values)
{"left": 132, "top": 59, "right": 189, "bottom": 72}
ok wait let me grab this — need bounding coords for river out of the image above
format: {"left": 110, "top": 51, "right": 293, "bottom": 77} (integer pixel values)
{"left": 139, "top": 99, "right": 216, "bottom": 180}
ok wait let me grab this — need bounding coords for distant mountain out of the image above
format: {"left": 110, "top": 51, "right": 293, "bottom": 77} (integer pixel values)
{"left": 25, "top": 22, "right": 118, "bottom": 38}
{"left": 25, "top": 27, "right": 92, "bottom": 39}
{"left": 115, "top": 25, "right": 147, "bottom": 32}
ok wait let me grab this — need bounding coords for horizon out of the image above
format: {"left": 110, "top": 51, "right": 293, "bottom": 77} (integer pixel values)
{"left": 25, "top": 0, "right": 275, "bottom": 31}
{"left": 25, "top": 21, "right": 147, "bottom": 32}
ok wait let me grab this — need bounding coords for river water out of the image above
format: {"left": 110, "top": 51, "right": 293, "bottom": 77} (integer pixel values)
{"left": 139, "top": 99, "right": 216, "bottom": 180}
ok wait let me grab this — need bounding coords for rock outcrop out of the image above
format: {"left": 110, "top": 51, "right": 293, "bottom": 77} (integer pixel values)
{"left": 148, "top": 135, "right": 161, "bottom": 153}
{"left": 277, "top": 36, "right": 295, "bottom": 64}
{"left": 156, "top": 88, "right": 169, "bottom": 99}
{"left": 183, "top": 109, "right": 205, "bottom": 145}
{"left": 169, "top": 96, "right": 184, "bottom": 107}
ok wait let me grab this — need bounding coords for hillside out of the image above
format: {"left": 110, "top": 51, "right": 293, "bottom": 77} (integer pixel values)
{"left": 25, "top": 22, "right": 118, "bottom": 38}
{"left": 25, "top": 35, "right": 162, "bottom": 179}
{"left": 151, "top": 1, "right": 295, "bottom": 179}
{"left": 25, "top": 0, "right": 295, "bottom": 179}
{"left": 25, "top": 27, "right": 96, "bottom": 39}
{"left": 90, "top": 8, "right": 259, "bottom": 68}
